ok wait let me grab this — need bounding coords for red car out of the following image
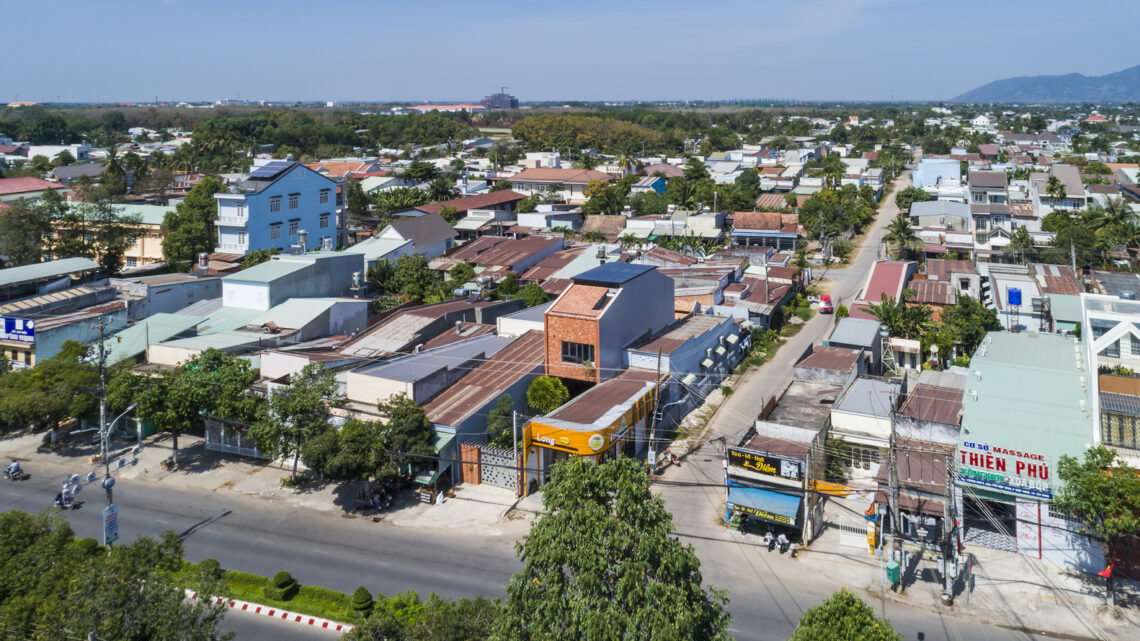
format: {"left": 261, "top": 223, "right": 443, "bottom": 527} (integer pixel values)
{"left": 819, "top": 295, "right": 834, "bottom": 314}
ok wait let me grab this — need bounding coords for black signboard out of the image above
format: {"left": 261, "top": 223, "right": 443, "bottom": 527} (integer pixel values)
{"left": 731, "top": 502, "right": 795, "bottom": 525}
{"left": 728, "top": 447, "right": 802, "bottom": 482}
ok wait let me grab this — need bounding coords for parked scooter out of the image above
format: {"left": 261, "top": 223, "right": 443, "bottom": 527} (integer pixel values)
{"left": 763, "top": 530, "right": 776, "bottom": 552}
{"left": 777, "top": 533, "right": 790, "bottom": 554}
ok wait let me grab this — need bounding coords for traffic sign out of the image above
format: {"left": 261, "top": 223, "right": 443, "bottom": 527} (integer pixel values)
{"left": 103, "top": 504, "right": 119, "bottom": 546}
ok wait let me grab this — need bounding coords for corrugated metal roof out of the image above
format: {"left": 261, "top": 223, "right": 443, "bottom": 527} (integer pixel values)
{"left": 0, "top": 257, "right": 99, "bottom": 288}
{"left": 222, "top": 260, "right": 309, "bottom": 284}
{"left": 104, "top": 313, "right": 204, "bottom": 365}
{"left": 424, "top": 330, "right": 545, "bottom": 427}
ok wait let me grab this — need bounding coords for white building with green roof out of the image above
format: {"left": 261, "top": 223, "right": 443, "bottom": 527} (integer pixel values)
{"left": 957, "top": 331, "right": 1102, "bottom": 572}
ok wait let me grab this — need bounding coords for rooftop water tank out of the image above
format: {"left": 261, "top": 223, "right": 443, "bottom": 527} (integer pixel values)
{"left": 1008, "top": 287, "right": 1022, "bottom": 307}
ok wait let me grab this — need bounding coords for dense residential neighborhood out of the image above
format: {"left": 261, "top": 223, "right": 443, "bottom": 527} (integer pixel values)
{"left": 3, "top": 5, "right": 1140, "bottom": 641}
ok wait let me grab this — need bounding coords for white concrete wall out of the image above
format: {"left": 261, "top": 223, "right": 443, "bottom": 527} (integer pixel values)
{"left": 224, "top": 282, "right": 271, "bottom": 310}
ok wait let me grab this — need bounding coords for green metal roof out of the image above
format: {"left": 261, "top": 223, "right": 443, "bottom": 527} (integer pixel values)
{"left": 959, "top": 332, "right": 1091, "bottom": 500}
{"left": 249, "top": 298, "right": 341, "bottom": 330}
{"left": 196, "top": 306, "right": 262, "bottom": 333}
{"left": 0, "top": 257, "right": 99, "bottom": 288}
{"left": 158, "top": 330, "right": 266, "bottom": 351}
{"left": 103, "top": 313, "right": 205, "bottom": 365}
{"left": 1047, "top": 294, "right": 1083, "bottom": 324}
{"left": 113, "top": 203, "right": 173, "bottom": 227}
{"left": 222, "top": 260, "right": 309, "bottom": 284}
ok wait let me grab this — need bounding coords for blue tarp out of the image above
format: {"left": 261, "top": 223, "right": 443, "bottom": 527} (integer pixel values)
{"left": 727, "top": 487, "right": 802, "bottom": 525}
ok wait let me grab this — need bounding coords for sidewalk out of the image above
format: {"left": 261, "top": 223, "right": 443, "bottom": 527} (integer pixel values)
{"left": 797, "top": 511, "right": 1140, "bottom": 641}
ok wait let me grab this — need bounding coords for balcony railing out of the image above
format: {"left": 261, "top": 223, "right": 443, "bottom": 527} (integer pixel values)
{"left": 216, "top": 243, "right": 248, "bottom": 253}
{"left": 217, "top": 216, "right": 247, "bottom": 226}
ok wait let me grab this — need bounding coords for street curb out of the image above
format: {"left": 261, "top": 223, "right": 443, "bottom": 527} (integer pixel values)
{"left": 185, "top": 589, "right": 355, "bottom": 633}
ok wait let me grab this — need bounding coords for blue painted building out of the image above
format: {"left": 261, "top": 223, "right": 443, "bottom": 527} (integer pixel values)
{"left": 214, "top": 160, "right": 340, "bottom": 254}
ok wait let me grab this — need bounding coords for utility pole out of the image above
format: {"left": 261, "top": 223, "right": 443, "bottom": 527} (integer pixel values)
{"left": 887, "top": 392, "right": 902, "bottom": 573}
{"left": 647, "top": 347, "right": 664, "bottom": 470}
{"left": 941, "top": 451, "right": 957, "bottom": 604}
{"left": 1070, "top": 238, "right": 1077, "bottom": 277}
{"left": 512, "top": 410, "right": 519, "bottom": 497}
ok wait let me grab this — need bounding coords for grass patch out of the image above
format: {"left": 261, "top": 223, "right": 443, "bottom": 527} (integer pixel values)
{"left": 780, "top": 323, "right": 802, "bottom": 337}
{"left": 175, "top": 561, "right": 357, "bottom": 622}
{"left": 793, "top": 304, "right": 813, "bottom": 323}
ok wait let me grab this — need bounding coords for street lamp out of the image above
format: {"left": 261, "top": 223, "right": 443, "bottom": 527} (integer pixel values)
{"left": 649, "top": 397, "right": 691, "bottom": 468}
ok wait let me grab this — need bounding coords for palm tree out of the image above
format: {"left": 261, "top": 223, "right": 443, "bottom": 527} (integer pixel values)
{"left": 1046, "top": 175, "right": 1066, "bottom": 203}
{"left": 581, "top": 230, "right": 608, "bottom": 244}
{"left": 867, "top": 293, "right": 933, "bottom": 340}
{"left": 883, "top": 214, "right": 922, "bottom": 258}
{"left": 1010, "top": 226, "right": 1035, "bottom": 264}
{"left": 619, "top": 233, "right": 641, "bottom": 250}
{"left": 1085, "top": 196, "right": 1134, "bottom": 232}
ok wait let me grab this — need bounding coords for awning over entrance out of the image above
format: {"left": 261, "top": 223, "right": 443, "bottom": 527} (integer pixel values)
{"left": 727, "top": 487, "right": 802, "bottom": 526}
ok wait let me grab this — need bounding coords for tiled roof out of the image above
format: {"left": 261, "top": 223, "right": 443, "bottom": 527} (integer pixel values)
{"left": 733, "top": 211, "right": 782, "bottom": 231}
{"left": 755, "top": 193, "right": 808, "bottom": 210}
{"left": 549, "top": 284, "right": 612, "bottom": 318}
{"left": 415, "top": 190, "right": 526, "bottom": 215}
{"left": 508, "top": 168, "right": 612, "bottom": 184}
{"left": 389, "top": 212, "right": 458, "bottom": 249}
{"left": 642, "top": 163, "right": 684, "bottom": 178}
{"left": 796, "top": 346, "right": 862, "bottom": 372}
{"left": 581, "top": 214, "right": 626, "bottom": 236}
{"left": 0, "top": 177, "right": 67, "bottom": 196}
{"left": 463, "top": 236, "right": 561, "bottom": 269}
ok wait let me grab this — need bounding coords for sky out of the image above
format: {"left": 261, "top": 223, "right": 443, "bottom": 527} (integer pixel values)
{"left": 6, "top": 0, "right": 1138, "bottom": 104}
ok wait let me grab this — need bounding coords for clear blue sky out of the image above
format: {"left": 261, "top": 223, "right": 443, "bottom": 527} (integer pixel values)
{"left": 8, "top": 0, "right": 1137, "bottom": 103}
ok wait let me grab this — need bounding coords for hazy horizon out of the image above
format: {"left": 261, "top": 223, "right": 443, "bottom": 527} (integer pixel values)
{"left": 6, "top": 0, "right": 1136, "bottom": 104}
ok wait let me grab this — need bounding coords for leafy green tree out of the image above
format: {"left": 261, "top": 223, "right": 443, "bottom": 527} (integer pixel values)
{"left": 1010, "top": 226, "right": 1035, "bottom": 264}
{"left": 581, "top": 230, "right": 608, "bottom": 243}
{"left": 346, "top": 178, "right": 372, "bottom": 226}
{"left": 519, "top": 283, "right": 549, "bottom": 308}
{"left": 629, "top": 190, "right": 668, "bottom": 217}
{"left": 493, "top": 457, "right": 732, "bottom": 641}
{"left": 302, "top": 418, "right": 381, "bottom": 501}
{"left": 403, "top": 160, "right": 439, "bottom": 183}
{"left": 489, "top": 179, "right": 512, "bottom": 192}
{"left": 241, "top": 247, "right": 279, "bottom": 269}
{"left": 835, "top": 304, "right": 849, "bottom": 321}
{"left": 30, "top": 154, "right": 52, "bottom": 173}
{"left": 1046, "top": 175, "right": 1066, "bottom": 202}
{"left": 375, "top": 187, "right": 430, "bottom": 215}
{"left": 391, "top": 253, "right": 440, "bottom": 301}
{"left": 893, "top": 186, "right": 931, "bottom": 213}
{"left": 438, "top": 204, "right": 459, "bottom": 224}
{"left": 682, "top": 157, "right": 710, "bottom": 182}
{"left": 374, "top": 393, "right": 436, "bottom": 486}
{"left": 1054, "top": 446, "right": 1140, "bottom": 606}
{"left": 789, "top": 588, "right": 901, "bottom": 641}
{"left": 0, "top": 340, "right": 98, "bottom": 441}
{"left": 486, "top": 394, "right": 514, "bottom": 447}
{"left": 53, "top": 149, "right": 75, "bottom": 166}
{"left": 108, "top": 348, "right": 258, "bottom": 465}
{"left": 367, "top": 259, "right": 397, "bottom": 295}
{"left": 941, "top": 295, "right": 1001, "bottom": 356}
{"left": 250, "top": 363, "right": 342, "bottom": 480}
{"left": 428, "top": 176, "right": 454, "bottom": 201}
{"left": 162, "top": 176, "right": 225, "bottom": 265}
{"left": 448, "top": 261, "right": 476, "bottom": 287}
{"left": 526, "top": 375, "right": 569, "bottom": 414}
{"left": 0, "top": 200, "right": 50, "bottom": 266}
{"left": 0, "top": 511, "right": 229, "bottom": 641}
{"left": 497, "top": 272, "right": 520, "bottom": 296}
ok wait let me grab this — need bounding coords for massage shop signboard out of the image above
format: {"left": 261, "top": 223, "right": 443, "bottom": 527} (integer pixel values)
{"left": 957, "top": 441, "right": 1052, "bottom": 500}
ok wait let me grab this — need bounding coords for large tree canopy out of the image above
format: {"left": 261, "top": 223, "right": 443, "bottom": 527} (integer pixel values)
{"left": 493, "top": 457, "right": 732, "bottom": 641}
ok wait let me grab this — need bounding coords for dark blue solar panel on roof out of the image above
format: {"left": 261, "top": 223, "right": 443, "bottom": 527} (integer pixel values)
{"left": 248, "top": 161, "right": 296, "bottom": 179}
{"left": 572, "top": 262, "right": 655, "bottom": 287}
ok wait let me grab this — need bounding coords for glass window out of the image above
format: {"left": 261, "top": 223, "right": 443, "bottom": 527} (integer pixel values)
{"left": 235, "top": 203, "right": 245, "bottom": 217}
{"left": 270, "top": 223, "right": 282, "bottom": 239}
{"left": 270, "top": 196, "right": 281, "bottom": 213}
{"left": 561, "top": 341, "right": 595, "bottom": 364}
{"left": 320, "top": 190, "right": 330, "bottom": 204}
{"left": 237, "top": 231, "right": 246, "bottom": 245}
{"left": 288, "top": 194, "right": 299, "bottom": 209}
{"left": 125, "top": 257, "right": 137, "bottom": 267}
{"left": 320, "top": 214, "right": 329, "bottom": 229}
{"left": 289, "top": 219, "right": 299, "bottom": 235}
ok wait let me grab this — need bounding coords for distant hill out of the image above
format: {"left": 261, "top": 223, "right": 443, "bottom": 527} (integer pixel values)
{"left": 951, "top": 65, "right": 1140, "bottom": 103}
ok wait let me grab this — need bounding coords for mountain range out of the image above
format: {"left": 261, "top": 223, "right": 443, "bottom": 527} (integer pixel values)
{"left": 951, "top": 64, "right": 1140, "bottom": 103}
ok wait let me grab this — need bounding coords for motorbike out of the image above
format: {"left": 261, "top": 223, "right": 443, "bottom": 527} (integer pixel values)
{"left": 369, "top": 490, "right": 392, "bottom": 511}
{"left": 4, "top": 469, "right": 29, "bottom": 481}
{"left": 778, "top": 538, "right": 791, "bottom": 554}
{"left": 765, "top": 535, "right": 776, "bottom": 552}
{"left": 54, "top": 494, "right": 78, "bottom": 510}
